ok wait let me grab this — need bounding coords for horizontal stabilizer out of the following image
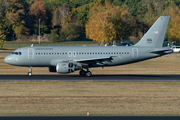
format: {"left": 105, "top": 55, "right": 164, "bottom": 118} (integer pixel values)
{"left": 149, "top": 48, "right": 172, "bottom": 54}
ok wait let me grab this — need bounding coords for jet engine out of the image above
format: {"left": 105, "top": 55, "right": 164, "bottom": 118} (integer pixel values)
{"left": 56, "top": 62, "right": 75, "bottom": 73}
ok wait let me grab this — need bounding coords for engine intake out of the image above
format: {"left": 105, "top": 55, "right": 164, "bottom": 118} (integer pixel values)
{"left": 56, "top": 62, "right": 75, "bottom": 73}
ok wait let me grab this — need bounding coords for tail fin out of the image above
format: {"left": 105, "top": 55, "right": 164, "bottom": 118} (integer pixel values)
{"left": 134, "top": 16, "right": 170, "bottom": 48}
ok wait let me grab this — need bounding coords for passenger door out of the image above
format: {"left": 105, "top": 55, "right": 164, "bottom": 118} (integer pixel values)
{"left": 28, "top": 48, "right": 34, "bottom": 59}
{"left": 132, "top": 48, "right": 138, "bottom": 59}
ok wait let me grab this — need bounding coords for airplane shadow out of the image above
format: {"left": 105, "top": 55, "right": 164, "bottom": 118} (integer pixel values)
{"left": 0, "top": 74, "right": 179, "bottom": 81}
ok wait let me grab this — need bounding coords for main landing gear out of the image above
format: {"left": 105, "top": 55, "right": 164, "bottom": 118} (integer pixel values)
{"left": 79, "top": 70, "right": 92, "bottom": 77}
{"left": 79, "top": 65, "right": 92, "bottom": 77}
{"left": 28, "top": 67, "right": 32, "bottom": 76}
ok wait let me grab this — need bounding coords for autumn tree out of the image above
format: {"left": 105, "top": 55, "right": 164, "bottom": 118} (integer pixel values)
{"left": 6, "top": 0, "right": 30, "bottom": 38}
{"left": 0, "top": 18, "right": 8, "bottom": 47}
{"left": 51, "top": 5, "right": 70, "bottom": 28}
{"left": 169, "top": 6, "right": 180, "bottom": 41}
{"left": 86, "top": 0, "right": 135, "bottom": 44}
{"left": 72, "top": 4, "right": 91, "bottom": 26}
{"left": 29, "top": 0, "right": 48, "bottom": 35}
{"left": 0, "top": 0, "right": 12, "bottom": 18}
{"left": 60, "top": 23, "right": 85, "bottom": 40}
{"left": 51, "top": 28, "right": 59, "bottom": 41}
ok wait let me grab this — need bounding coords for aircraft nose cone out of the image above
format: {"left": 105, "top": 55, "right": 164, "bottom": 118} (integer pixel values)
{"left": 4, "top": 56, "right": 10, "bottom": 64}
{"left": 4, "top": 56, "right": 15, "bottom": 64}
{"left": 4, "top": 55, "right": 19, "bottom": 65}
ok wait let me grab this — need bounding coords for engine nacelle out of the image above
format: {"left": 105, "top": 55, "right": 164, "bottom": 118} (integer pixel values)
{"left": 56, "top": 62, "right": 75, "bottom": 73}
{"left": 49, "top": 67, "right": 56, "bottom": 72}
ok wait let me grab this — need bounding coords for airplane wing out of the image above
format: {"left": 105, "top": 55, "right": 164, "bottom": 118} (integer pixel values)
{"left": 75, "top": 56, "right": 112, "bottom": 62}
{"left": 75, "top": 55, "right": 114, "bottom": 66}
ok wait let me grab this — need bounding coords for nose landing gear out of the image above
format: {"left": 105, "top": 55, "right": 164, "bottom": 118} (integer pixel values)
{"left": 28, "top": 67, "right": 32, "bottom": 76}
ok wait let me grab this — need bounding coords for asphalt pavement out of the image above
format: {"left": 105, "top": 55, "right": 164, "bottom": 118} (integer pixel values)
{"left": 0, "top": 74, "right": 180, "bottom": 82}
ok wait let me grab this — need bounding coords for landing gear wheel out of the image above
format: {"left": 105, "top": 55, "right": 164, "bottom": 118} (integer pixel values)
{"left": 28, "top": 72, "right": 32, "bottom": 76}
{"left": 79, "top": 70, "right": 86, "bottom": 76}
{"left": 85, "top": 71, "right": 92, "bottom": 77}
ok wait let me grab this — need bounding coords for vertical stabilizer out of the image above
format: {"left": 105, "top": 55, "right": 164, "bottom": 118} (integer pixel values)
{"left": 134, "top": 16, "right": 170, "bottom": 48}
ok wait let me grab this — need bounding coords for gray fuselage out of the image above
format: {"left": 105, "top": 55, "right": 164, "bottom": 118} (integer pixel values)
{"left": 4, "top": 45, "right": 167, "bottom": 67}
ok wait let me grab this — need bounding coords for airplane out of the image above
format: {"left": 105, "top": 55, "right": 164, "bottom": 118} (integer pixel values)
{"left": 4, "top": 16, "right": 172, "bottom": 77}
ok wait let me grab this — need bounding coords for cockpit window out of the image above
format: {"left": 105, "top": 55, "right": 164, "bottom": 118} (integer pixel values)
{"left": 12, "top": 52, "right": 22, "bottom": 55}
{"left": 12, "top": 52, "right": 18, "bottom": 55}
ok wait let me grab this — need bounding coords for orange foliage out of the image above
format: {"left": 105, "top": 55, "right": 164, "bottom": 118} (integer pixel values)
{"left": 169, "top": 6, "right": 180, "bottom": 41}
{"left": 6, "top": 0, "right": 29, "bottom": 38}
{"left": 29, "top": 0, "right": 47, "bottom": 22}
{"left": 86, "top": 0, "right": 134, "bottom": 43}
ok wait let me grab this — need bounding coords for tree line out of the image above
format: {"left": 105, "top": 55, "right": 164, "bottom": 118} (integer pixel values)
{"left": 0, "top": 0, "right": 180, "bottom": 47}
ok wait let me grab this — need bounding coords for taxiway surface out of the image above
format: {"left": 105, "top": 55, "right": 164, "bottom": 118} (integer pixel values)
{"left": 0, "top": 74, "right": 180, "bottom": 82}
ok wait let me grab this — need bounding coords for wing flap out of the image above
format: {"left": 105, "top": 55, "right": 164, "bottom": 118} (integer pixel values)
{"left": 75, "top": 56, "right": 112, "bottom": 63}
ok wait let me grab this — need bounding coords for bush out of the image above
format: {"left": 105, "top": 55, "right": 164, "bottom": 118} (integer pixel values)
{"left": 60, "top": 23, "right": 85, "bottom": 40}
{"left": 51, "top": 28, "right": 59, "bottom": 40}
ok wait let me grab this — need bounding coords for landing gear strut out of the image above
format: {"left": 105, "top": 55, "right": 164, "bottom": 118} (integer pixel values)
{"left": 28, "top": 67, "right": 32, "bottom": 76}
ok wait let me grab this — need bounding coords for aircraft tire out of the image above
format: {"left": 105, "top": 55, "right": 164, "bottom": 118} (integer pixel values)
{"left": 79, "top": 70, "right": 85, "bottom": 76}
{"left": 85, "top": 71, "right": 92, "bottom": 77}
{"left": 28, "top": 72, "right": 32, "bottom": 76}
